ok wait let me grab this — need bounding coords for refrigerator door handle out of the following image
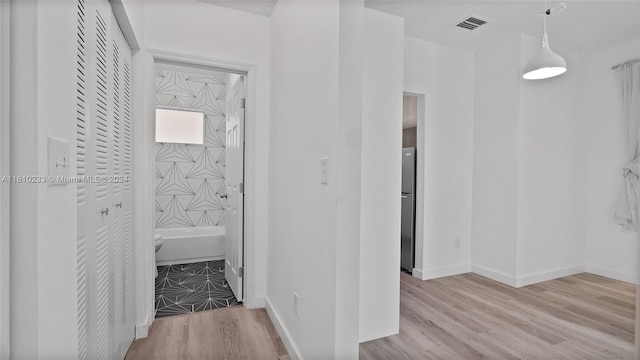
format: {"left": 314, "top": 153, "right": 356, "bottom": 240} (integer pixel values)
{"left": 401, "top": 195, "right": 408, "bottom": 199}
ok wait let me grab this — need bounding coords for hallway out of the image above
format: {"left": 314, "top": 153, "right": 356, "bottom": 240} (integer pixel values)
{"left": 126, "top": 306, "right": 289, "bottom": 360}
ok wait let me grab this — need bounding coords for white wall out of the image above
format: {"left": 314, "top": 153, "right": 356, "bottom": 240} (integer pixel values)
{"left": 130, "top": 30, "right": 157, "bottom": 339}
{"left": 10, "top": 0, "right": 79, "bottom": 356}
{"left": 36, "top": 1, "right": 79, "bottom": 354}
{"left": 471, "top": 33, "right": 521, "bottom": 282}
{"left": 10, "top": 1, "right": 39, "bottom": 356}
{"left": 359, "top": 8, "right": 403, "bottom": 343}
{"left": 517, "top": 34, "right": 587, "bottom": 284}
{"left": 580, "top": 37, "right": 640, "bottom": 357}
{"left": 267, "top": 1, "right": 341, "bottom": 357}
{"left": 583, "top": 38, "right": 640, "bottom": 284}
{"left": 335, "top": 0, "right": 364, "bottom": 356}
{"left": 143, "top": 0, "right": 271, "bottom": 309}
{"left": 403, "top": 36, "right": 475, "bottom": 280}
{"left": 0, "top": 0, "right": 10, "bottom": 357}
{"left": 472, "top": 33, "right": 589, "bottom": 286}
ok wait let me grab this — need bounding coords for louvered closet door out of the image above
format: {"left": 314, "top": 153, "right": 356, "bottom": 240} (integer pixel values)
{"left": 77, "top": 0, "right": 103, "bottom": 358}
{"left": 76, "top": 0, "right": 135, "bottom": 359}
{"left": 75, "top": 0, "right": 92, "bottom": 358}
{"left": 94, "top": 5, "right": 115, "bottom": 359}
{"left": 121, "top": 39, "right": 135, "bottom": 353}
{"left": 110, "top": 10, "right": 135, "bottom": 359}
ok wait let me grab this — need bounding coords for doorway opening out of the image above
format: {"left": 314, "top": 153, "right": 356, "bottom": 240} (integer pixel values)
{"left": 401, "top": 94, "right": 418, "bottom": 275}
{"left": 152, "top": 60, "right": 246, "bottom": 318}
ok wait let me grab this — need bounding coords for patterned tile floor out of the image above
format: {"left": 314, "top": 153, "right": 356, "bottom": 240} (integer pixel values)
{"left": 155, "top": 260, "right": 238, "bottom": 318}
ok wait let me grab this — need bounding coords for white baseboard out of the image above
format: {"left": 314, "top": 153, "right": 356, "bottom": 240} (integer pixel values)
{"left": 413, "top": 264, "right": 470, "bottom": 281}
{"left": 515, "top": 265, "right": 585, "bottom": 287}
{"left": 135, "top": 311, "right": 154, "bottom": 339}
{"left": 411, "top": 268, "right": 423, "bottom": 280}
{"left": 265, "top": 297, "right": 302, "bottom": 360}
{"left": 470, "top": 265, "right": 518, "bottom": 287}
{"left": 585, "top": 263, "right": 639, "bottom": 284}
{"left": 135, "top": 324, "right": 148, "bottom": 339}
{"left": 472, "top": 264, "right": 591, "bottom": 288}
{"left": 419, "top": 262, "right": 637, "bottom": 287}
{"left": 245, "top": 295, "right": 266, "bottom": 310}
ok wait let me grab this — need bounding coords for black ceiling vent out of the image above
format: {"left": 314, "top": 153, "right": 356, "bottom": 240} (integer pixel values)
{"left": 456, "top": 16, "right": 489, "bottom": 30}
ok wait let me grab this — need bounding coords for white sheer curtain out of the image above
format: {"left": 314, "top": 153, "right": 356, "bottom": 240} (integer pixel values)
{"left": 613, "top": 62, "right": 640, "bottom": 231}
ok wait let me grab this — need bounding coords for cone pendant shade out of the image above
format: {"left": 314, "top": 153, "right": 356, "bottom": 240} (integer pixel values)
{"left": 523, "top": 33, "right": 566, "bottom": 80}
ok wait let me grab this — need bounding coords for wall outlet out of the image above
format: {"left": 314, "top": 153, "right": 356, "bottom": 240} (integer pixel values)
{"left": 454, "top": 237, "right": 461, "bottom": 249}
{"left": 293, "top": 292, "right": 300, "bottom": 317}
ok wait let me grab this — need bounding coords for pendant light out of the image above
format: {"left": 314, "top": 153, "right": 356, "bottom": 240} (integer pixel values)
{"left": 523, "top": 1, "right": 567, "bottom": 80}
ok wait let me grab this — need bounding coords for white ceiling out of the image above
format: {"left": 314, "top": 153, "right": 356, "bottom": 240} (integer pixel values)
{"left": 200, "top": 0, "right": 640, "bottom": 51}
{"left": 364, "top": 1, "right": 640, "bottom": 52}
{"left": 199, "top": 0, "right": 276, "bottom": 16}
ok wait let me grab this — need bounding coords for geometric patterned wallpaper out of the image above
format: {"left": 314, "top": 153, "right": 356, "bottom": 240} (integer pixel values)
{"left": 154, "top": 66, "right": 228, "bottom": 228}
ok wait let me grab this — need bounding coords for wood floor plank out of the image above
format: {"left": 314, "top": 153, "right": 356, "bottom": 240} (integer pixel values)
{"left": 125, "top": 306, "right": 287, "bottom": 360}
{"left": 360, "top": 334, "right": 424, "bottom": 360}
{"left": 254, "top": 308, "right": 289, "bottom": 357}
{"left": 361, "top": 272, "right": 636, "bottom": 360}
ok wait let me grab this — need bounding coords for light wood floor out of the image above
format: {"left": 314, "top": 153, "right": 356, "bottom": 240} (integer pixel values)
{"left": 361, "top": 272, "right": 636, "bottom": 360}
{"left": 125, "top": 306, "right": 290, "bottom": 360}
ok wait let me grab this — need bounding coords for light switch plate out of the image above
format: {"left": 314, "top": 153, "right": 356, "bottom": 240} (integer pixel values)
{"left": 48, "top": 136, "right": 70, "bottom": 185}
{"left": 320, "top": 157, "right": 329, "bottom": 184}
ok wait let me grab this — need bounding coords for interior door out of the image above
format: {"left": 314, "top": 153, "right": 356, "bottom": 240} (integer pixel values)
{"left": 92, "top": 5, "right": 115, "bottom": 358}
{"left": 225, "top": 77, "right": 245, "bottom": 302}
{"left": 118, "top": 22, "right": 136, "bottom": 360}
{"left": 110, "top": 10, "right": 135, "bottom": 358}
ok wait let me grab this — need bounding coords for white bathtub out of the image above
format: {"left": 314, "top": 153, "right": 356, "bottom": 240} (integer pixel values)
{"left": 155, "top": 226, "right": 225, "bottom": 266}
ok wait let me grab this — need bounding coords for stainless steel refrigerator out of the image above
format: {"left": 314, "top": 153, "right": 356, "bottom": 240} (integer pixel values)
{"left": 401, "top": 147, "right": 416, "bottom": 273}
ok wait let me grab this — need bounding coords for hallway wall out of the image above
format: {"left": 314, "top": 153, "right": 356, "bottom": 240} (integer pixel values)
{"left": 267, "top": 1, "right": 342, "bottom": 357}
{"left": 268, "top": 0, "right": 397, "bottom": 357}
{"left": 10, "top": 0, "right": 80, "bottom": 356}
{"left": 359, "top": 7, "right": 403, "bottom": 343}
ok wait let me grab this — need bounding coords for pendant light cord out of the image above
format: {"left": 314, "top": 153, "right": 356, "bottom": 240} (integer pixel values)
{"left": 543, "top": 0, "right": 548, "bottom": 34}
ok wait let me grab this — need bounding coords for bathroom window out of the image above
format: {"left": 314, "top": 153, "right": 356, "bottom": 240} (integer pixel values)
{"left": 155, "top": 107, "right": 205, "bottom": 144}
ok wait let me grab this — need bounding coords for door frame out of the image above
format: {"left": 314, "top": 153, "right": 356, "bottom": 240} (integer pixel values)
{"left": 145, "top": 48, "right": 258, "bottom": 307}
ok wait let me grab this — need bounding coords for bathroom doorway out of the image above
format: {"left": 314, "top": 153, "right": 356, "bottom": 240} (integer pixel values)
{"left": 152, "top": 60, "right": 246, "bottom": 318}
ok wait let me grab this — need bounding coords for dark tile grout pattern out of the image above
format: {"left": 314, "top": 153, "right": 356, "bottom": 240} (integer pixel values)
{"left": 155, "top": 260, "right": 238, "bottom": 318}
